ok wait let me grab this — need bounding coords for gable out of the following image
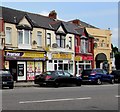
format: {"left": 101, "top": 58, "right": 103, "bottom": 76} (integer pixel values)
{"left": 18, "top": 16, "right": 31, "bottom": 27}
{"left": 56, "top": 25, "right": 66, "bottom": 34}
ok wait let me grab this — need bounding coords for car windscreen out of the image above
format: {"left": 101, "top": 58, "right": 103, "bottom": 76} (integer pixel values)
{"left": 42, "top": 71, "right": 54, "bottom": 76}
{"left": 82, "top": 70, "right": 92, "bottom": 76}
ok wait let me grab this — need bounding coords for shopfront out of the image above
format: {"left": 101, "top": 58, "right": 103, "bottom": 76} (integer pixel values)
{"left": 4, "top": 50, "right": 46, "bottom": 81}
{"left": 75, "top": 55, "right": 93, "bottom": 76}
{"left": 47, "top": 52, "right": 74, "bottom": 75}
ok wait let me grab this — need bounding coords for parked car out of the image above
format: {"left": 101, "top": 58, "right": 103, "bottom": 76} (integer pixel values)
{"left": 110, "top": 70, "right": 120, "bottom": 83}
{"left": 81, "top": 68, "right": 114, "bottom": 85}
{"left": 34, "top": 71, "right": 82, "bottom": 87}
{"left": 0, "top": 69, "right": 14, "bottom": 89}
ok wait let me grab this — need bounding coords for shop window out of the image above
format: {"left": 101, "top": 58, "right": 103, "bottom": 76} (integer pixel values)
{"left": 6, "top": 27, "right": 12, "bottom": 44}
{"left": 54, "top": 60, "right": 57, "bottom": 63}
{"left": 54, "top": 64, "right": 57, "bottom": 70}
{"left": 59, "top": 60, "right": 63, "bottom": 63}
{"left": 58, "top": 64, "right": 63, "bottom": 70}
{"left": 64, "top": 64, "right": 68, "bottom": 72}
{"left": 69, "top": 63, "right": 73, "bottom": 73}
{"left": 49, "top": 60, "right": 52, "bottom": 63}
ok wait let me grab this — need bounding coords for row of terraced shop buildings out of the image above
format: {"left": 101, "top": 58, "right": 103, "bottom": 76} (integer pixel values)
{"left": 0, "top": 6, "right": 112, "bottom": 82}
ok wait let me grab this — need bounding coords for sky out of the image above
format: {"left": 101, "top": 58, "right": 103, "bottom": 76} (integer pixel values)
{"left": 1, "top": 1, "right": 118, "bottom": 47}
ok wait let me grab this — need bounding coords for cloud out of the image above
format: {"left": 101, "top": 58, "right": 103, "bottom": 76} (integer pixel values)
{"left": 39, "top": 11, "right": 49, "bottom": 16}
{"left": 111, "top": 28, "right": 118, "bottom": 47}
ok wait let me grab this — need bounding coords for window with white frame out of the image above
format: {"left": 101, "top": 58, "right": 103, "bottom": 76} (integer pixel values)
{"left": 18, "top": 30, "right": 31, "bottom": 45}
{"left": 69, "top": 37, "right": 72, "bottom": 49}
{"left": 81, "top": 39, "right": 88, "bottom": 53}
{"left": 47, "top": 33, "right": 51, "bottom": 46}
{"left": 56, "top": 35, "right": 65, "bottom": 48}
{"left": 37, "top": 31, "right": 42, "bottom": 46}
{"left": 6, "top": 27, "right": 12, "bottom": 44}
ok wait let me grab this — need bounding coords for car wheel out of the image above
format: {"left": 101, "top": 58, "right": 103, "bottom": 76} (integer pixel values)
{"left": 97, "top": 79, "right": 102, "bottom": 85}
{"left": 110, "top": 79, "right": 114, "bottom": 84}
{"left": 9, "top": 86, "right": 14, "bottom": 89}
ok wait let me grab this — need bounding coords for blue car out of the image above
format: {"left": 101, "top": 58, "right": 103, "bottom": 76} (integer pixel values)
{"left": 81, "top": 68, "right": 114, "bottom": 85}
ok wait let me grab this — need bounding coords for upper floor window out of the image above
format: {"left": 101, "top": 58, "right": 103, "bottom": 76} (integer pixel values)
{"left": 81, "top": 39, "right": 88, "bottom": 53}
{"left": 69, "top": 37, "right": 72, "bottom": 49}
{"left": 89, "top": 40, "right": 92, "bottom": 53}
{"left": 47, "top": 33, "right": 51, "bottom": 47}
{"left": 75, "top": 38, "right": 78, "bottom": 46}
{"left": 37, "top": 31, "right": 42, "bottom": 46}
{"left": 18, "top": 30, "right": 31, "bottom": 45}
{"left": 56, "top": 35, "right": 65, "bottom": 48}
{"left": 6, "top": 27, "right": 12, "bottom": 44}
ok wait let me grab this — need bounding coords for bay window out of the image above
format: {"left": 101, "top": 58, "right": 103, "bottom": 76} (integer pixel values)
{"left": 81, "top": 38, "right": 88, "bottom": 53}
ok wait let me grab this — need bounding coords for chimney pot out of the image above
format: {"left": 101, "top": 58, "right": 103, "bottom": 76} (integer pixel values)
{"left": 49, "top": 10, "right": 57, "bottom": 19}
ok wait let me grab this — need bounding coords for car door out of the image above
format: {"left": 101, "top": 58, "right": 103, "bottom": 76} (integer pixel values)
{"left": 56, "top": 71, "right": 66, "bottom": 84}
{"left": 63, "top": 71, "right": 74, "bottom": 84}
{"left": 101, "top": 69, "right": 109, "bottom": 81}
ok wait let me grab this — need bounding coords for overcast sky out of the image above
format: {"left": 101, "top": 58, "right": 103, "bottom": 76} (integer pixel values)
{"left": 1, "top": 1, "right": 118, "bottom": 47}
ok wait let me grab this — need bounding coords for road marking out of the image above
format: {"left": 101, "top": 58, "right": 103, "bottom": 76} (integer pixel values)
{"left": 83, "top": 84, "right": 118, "bottom": 88}
{"left": 115, "top": 95, "right": 120, "bottom": 98}
{"left": 19, "top": 97, "right": 91, "bottom": 104}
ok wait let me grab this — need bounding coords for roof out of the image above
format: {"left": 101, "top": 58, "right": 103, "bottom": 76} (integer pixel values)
{"left": 1, "top": 6, "right": 97, "bottom": 36}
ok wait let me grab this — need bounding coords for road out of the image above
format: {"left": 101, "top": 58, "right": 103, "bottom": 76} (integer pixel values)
{"left": 1, "top": 84, "right": 119, "bottom": 111}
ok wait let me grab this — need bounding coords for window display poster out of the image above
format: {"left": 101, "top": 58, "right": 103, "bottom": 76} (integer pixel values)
{"left": 35, "top": 62, "right": 43, "bottom": 76}
{"left": 27, "top": 61, "right": 34, "bottom": 80}
{"left": 5, "top": 61, "right": 9, "bottom": 69}
{"left": 18, "top": 64, "right": 24, "bottom": 76}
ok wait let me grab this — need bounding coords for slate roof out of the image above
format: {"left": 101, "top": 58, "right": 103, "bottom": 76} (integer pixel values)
{"left": 0, "top": 6, "right": 97, "bottom": 36}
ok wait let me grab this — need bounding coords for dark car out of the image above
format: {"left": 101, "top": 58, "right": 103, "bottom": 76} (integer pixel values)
{"left": 110, "top": 70, "right": 120, "bottom": 83}
{"left": 0, "top": 69, "right": 14, "bottom": 89}
{"left": 81, "top": 68, "right": 114, "bottom": 85}
{"left": 34, "top": 71, "right": 82, "bottom": 87}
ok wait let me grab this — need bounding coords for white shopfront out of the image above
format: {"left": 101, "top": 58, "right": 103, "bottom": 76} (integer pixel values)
{"left": 47, "top": 52, "right": 75, "bottom": 75}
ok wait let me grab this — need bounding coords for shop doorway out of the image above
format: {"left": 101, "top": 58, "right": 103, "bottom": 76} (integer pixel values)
{"left": 9, "top": 60, "right": 17, "bottom": 81}
{"left": 95, "top": 53, "right": 108, "bottom": 71}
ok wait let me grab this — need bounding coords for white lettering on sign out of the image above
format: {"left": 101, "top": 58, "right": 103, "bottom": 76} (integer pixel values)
{"left": 6, "top": 52, "right": 21, "bottom": 57}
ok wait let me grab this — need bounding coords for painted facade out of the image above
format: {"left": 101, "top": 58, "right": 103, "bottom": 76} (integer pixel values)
{"left": 4, "top": 16, "right": 47, "bottom": 81}
{"left": 46, "top": 25, "right": 75, "bottom": 75}
{"left": 74, "top": 28, "right": 94, "bottom": 76}
{"left": 86, "top": 28, "right": 112, "bottom": 72}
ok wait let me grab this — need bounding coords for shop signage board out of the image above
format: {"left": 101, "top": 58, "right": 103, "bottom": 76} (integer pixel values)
{"left": 52, "top": 53, "right": 72, "bottom": 59}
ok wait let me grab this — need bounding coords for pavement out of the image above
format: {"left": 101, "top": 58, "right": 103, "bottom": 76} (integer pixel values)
{"left": 14, "top": 81, "right": 38, "bottom": 87}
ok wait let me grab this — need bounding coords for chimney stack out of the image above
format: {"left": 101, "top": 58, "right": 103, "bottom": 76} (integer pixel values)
{"left": 71, "top": 19, "right": 81, "bottom": 25}
{"left": 49, "top": 10, "right": 57, "bottom": 19}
